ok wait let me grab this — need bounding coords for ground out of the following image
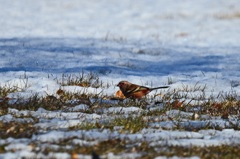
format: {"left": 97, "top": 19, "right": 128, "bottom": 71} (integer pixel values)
{"left": 0, "top": 0, "right": 240, "bottom": 158}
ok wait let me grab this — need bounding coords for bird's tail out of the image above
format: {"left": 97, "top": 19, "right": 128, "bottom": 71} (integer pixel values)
{"left": 150, "top": 86, "right": 169, "bottom": 91}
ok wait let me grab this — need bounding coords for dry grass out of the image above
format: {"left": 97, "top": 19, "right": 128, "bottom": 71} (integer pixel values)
{"left": 58, "top": 71, "right": 103, "bottom": 88}
{"left": 0, "top": 121, "right": 37, "bottom": 139}
{"left": 1, "top": 72, "right": 240, "bottom": 158}
{"left": 214, "top": 12, "right": 240, "bottom": 20}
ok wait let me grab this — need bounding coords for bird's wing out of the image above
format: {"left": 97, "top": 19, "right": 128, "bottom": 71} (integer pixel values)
{"left": 126, "top": 85, "right": 148, "bottom": 94}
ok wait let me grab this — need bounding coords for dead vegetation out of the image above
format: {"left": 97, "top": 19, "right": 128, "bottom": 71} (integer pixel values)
{"left": 0, "top": 72, "right": 240, "bottom": 158}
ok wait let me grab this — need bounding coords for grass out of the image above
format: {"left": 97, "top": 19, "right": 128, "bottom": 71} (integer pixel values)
{"left": 0, "top": 121, "right": 37, "bottom": 139}
{"left": 69, "top": 115, "right": 148, "bottom": 133}
{"left": 23, "top": 140, "right": 240, "bottom": 159}
{"left": 1, "top": 72, "right": 240, "bottom": 158}
{"left": 58, "top": 71, "right": 103, "bottom": 88}
{"left": 214, "top": 12, "right": 240, "bottom": 20}
{"left": 110, "top": 115, "right": 148, "bottom": 133}
{"left": 0, "top": 85, "right": 20, "bottom": 98}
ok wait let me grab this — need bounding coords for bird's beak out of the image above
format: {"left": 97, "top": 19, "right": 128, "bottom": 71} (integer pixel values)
{"left": 116, "top": 83, "right": 120, "bottom": 87}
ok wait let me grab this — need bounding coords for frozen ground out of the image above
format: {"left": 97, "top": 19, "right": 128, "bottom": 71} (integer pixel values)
{"left": 0, "top": 0, "right": 240, "bottom": 158}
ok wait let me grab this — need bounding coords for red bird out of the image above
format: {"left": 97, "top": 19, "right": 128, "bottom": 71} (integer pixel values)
{"left": 117, "top": 81, "right": 169, "bottom": 99}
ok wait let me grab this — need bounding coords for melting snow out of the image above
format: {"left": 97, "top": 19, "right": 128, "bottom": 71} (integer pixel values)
{"left": 0, "top": 0, "right": 240, "bottom": 158}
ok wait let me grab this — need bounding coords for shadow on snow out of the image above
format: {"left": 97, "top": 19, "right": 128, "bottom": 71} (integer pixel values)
{"left": 0, "top": 38, "right": 238, "bottom": 76}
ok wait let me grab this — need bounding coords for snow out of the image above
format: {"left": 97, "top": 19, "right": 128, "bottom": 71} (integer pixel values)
{"left": 102, "top": 106, "right": 144, "bottom": 114}
{"left": 0, "top": 0, "right": 240, "bottom": 158}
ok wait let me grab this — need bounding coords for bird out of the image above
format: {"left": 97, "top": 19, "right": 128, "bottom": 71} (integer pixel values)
{"left": 117, "top": 81, "right": 169, "bottom": 99}
{"left": 115, "top": 89, "right": 126, "bottom": 99}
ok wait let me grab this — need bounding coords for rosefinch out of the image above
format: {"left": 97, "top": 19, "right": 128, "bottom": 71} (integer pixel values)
{"left": 117, "top": 81, "right": 169, "bottom": 99}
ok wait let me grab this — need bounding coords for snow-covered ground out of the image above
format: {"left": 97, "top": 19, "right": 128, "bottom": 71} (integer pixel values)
{"left": 0, "top": 0, "right": 240, "bottom": 158}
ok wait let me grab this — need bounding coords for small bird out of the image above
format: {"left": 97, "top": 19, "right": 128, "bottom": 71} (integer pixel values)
{"left": 117, "top": 81, "right": 169, "bottom": 99}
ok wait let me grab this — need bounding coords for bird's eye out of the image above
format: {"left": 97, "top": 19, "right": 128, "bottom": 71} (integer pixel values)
{"left": 119, "top": 82, "right": 123, "bottom": 86}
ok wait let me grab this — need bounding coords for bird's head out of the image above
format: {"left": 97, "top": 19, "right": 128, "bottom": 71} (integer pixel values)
{"left": 117, "top": 81, "right": 130, "bottom": 90}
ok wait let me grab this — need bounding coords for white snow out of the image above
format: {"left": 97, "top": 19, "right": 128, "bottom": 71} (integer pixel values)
{"left": 0, "top": 0, "right": 240, "bottom": 158}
